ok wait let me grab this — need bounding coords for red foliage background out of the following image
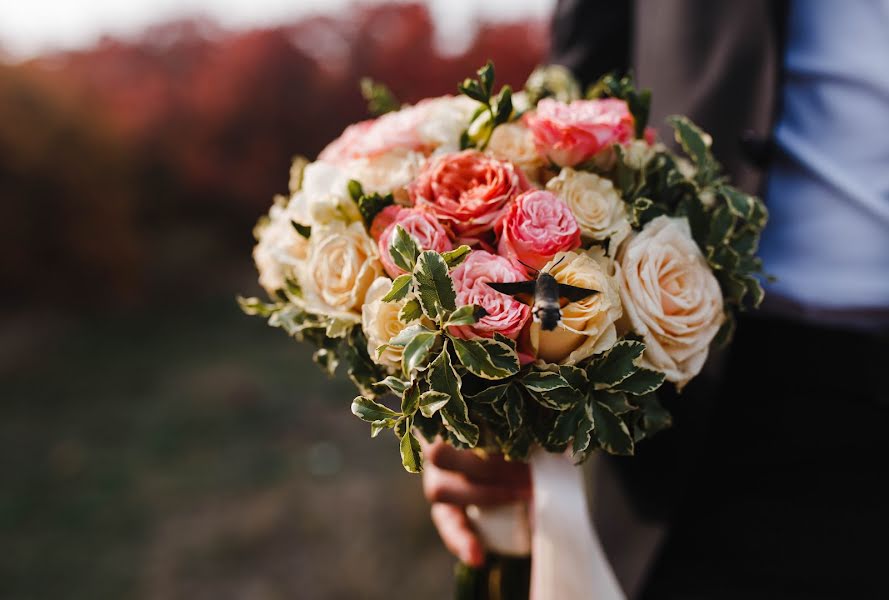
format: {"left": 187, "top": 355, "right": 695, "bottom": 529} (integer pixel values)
{"left": 0, "top": 4, "right": 547, "bottom": 310}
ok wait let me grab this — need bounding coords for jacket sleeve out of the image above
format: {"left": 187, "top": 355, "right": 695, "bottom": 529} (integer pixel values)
{"left": 548, "top": 0, "right": 633, "bottom": 88}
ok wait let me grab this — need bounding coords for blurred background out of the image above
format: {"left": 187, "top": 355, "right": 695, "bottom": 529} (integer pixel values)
{"left": 0, "top": 1, "right": 551, "bottom": 598}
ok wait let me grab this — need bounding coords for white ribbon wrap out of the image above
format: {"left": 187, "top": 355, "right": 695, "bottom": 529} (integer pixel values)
{"left": 467, "top": 450, "right": 625, "bottom": 600}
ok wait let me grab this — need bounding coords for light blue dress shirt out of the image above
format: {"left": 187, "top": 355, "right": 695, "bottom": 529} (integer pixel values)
{"left": 759, "top": 0, "right": 889, "bottom": 315}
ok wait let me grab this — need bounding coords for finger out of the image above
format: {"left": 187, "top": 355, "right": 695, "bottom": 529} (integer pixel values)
{"left": 424, "top": 465, "right": 529, "bottom": 506}
{"left": 431, "top": 503, "right": 485, "bottom": 567}
{"left": 426, "top": 442, "right": 531, "bottom": 488}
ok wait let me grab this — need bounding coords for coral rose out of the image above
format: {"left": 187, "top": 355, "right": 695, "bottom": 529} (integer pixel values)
{"left": 615, "top": 216, "right": 724, "bottom": 388}
{"left": 524, "top": 98, "right": 635, "bottom": 167}
{"left": 410, "top": 150, "right": 530, "bottom": 239}
{"left": 448, "top": 251, "right": 531, "bottom": 342}
{"left": 496, "top": 190, "right": 581, "bottom": 273}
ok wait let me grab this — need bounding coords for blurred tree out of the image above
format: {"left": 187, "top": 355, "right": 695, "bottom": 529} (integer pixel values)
{"left": 0, "top": 3, "right": 547, "bottom": 310}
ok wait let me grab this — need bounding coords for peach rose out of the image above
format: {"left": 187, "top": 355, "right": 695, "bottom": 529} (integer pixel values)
{"left": 615, "top": 216, "right": 724, "bottom": 388}
{"left": 410, "top": 150, "right": 530, "bottom": 239}
{"left": 301, "top": 221, "right": 383, "bottom": 321}
{"left": 496, "top": 190, "right": 581, "bottom": 272}
{"left": 487, "top": 122, "right": 546, "bottom": 183}
{"left": 374, "top": 207, "right": 454, "bottom": 278}
{"left": 545, "top": 168, "right": 630, "bottom": 254}
{"left": 449, "top": 250, "right": 531, "bottom": 342}
{"left": 531, "top": 249, "right": 622, "bottom": 365}
{"left": 523, "top": 98, "right": 635, "bottom": 167}
{"left": 361, "top": 277, "right": 411, "bottom": 369}
{"left": 319, "top": 95, "right": 476, "bottom": 163}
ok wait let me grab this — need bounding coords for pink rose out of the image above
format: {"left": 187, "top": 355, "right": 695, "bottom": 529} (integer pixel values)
{"left": 410, "top": 150, "right": 530, "bottom": 239}
{"left": 523, "top": 98, "right": 635, "bottom": 167}
{"left": 497, "top": 190, "right": 581, "bottom": 272}
{"left": 375, "top": 207, "right": 454, "bottom": 278}
{"left": 449, "top": 250, "right": 531, "bottom": 342}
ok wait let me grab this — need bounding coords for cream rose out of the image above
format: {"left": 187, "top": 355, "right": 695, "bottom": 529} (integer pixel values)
{"left": 291, "top": 161, "right": 361, "bottom": 227}
{"left": 487, "top": 122, "right": 546, "bottom": 182}
{"left": 252, "top": 197, "right": 310, "bottom": 295}
{"left": 545, "top": 168, "right": 631, "bottom": 254}
{"left": 531, "top": 249, "right": 622, "bottom": 365}
{"left": 615, "top": 216, "right": 724, "bottom": 388}
{"left": 301, "top": 221, "right": 383, "bottom": 320}
{"left": 361, "top": 277, "right": 410, "bottom": 369}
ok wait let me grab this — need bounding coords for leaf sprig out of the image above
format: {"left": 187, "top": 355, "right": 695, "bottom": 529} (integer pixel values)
{"left": 458, "top": 61, "right": 515, "bottom": 151}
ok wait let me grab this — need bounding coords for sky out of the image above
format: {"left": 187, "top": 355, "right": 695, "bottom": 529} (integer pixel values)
{"left": 0, "top": 0, "right": 555, "bottom": 59}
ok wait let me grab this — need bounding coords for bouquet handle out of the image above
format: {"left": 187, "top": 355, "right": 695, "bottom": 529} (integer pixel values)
{"left": 529, "top": 451, "right": 624, "bottom": 600}
{"left": 462, "top": 451, "right": 625, "bottom": 600}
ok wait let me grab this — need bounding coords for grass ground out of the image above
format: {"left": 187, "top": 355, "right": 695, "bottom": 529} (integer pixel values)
{"left": 0, "top": 295, "right": 453, "bottom": 600}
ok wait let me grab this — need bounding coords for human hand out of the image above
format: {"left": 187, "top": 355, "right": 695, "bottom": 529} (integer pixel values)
{"left": 421, "top": 439, "right": 532, "bottom": 567}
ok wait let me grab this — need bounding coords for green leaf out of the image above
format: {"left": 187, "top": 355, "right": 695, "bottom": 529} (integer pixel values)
{"left": 375, "top": 375, "right": 409, "bottom": 395}
{"left": 360, "top": 77, "right": 400, "bottom": 116}
{"left": 399, "top": 428, "right": 423, "bottom": 473}
{"left": 291, "top": 221, "right": 311, "bottom": 239}
{"left": 502, "top": 386, "right": 524, "bottom": 436}
{"left": 587, "top": 340, "right": 645, "bottom": 388}
{"left": 383, "top": 274, "right": 413, "bottom": 302}
{"left": 429, "top": 347, "right": 479, "bottom": 446}
{"left": 465, "top": 383, "right": 510, "bottom": 405}
{"left": 347, "top": 179, "right": 364, "bottom": 202}
{"left": 401, "top": 382, "right": 421, "bottom": 415}
{"left": 442, "top": 245, "right": 472, "bottom": 269}
{"left": 352, "top": 396, "right": 400, "bottom": 423}
{"left": 572, "top": 403, "right": 596, "bottom": 461}
{"left": 450, "top": 336, "right": 519, "bottom": 380}
{"left": 389, "top": 225, "right": 421, "bottom": 273}
{"left": 445, "top": 304, "right": 483, "bottom": 327}
{"left": 493, "top": 85, "right": 513, "bottom": 125}
{"left": 325, "top": 317, "right": 353, "bottom": 339}
{"left": 558, "top": 365, "right": 589, "bottom": 392}
{"left": 458, "top": 79, "right": 487, "bottom": 103}
{"left": 612, "top": 368, "right": 666, "bottom": 395}
{"left": 668, "top": 115, "right": 712, "bottom": 167}
{"left": 592, "top": 400, "right": 634, "bottom": 455}
{"left": 521, "top": 370, "right": 579, "bottom": 410}
{"left": 547, "top": 403, "right": 582, "bottom": 448}
{"left": 598, "top": 390, "right": 635, "bottom": 415}
{"left": 237, "top": 296, "right": 278, "bottom": 318}
{"left": 357, "top": 192, "right": 394, "bottom": 229}
{"left": 713, "top": 311, "right": 736, "bottom": 348}
{"left": 730, "top": 228, "right": 760, "bottom": 256}
{"left": 387, "top": 323, "right": 436, "bottom": 347}
{"left": 478, "top": 60, "right": 495, "bottom": 98}
{"left": 419, "top": 391, "right": 450, "bottom": 418}
{"left": 707, "top": 204, "right": 735, "bottom": 248}
{"left": 720, "top": 186, "right": 754, "bottom": 220}
{"left": 398, "top": 299, "right": 423, "bottom": 323}
{"left": 742, "top": 274, "right": 765, "bottom": 308}
{"left": 633, "top": 393, "right": 672, "bottom": 441}
{"left": 401, "top": 330, "right": 440, "bottom": 376}
{"left": 413, "top": 250, "right": 457, "bottom": 320}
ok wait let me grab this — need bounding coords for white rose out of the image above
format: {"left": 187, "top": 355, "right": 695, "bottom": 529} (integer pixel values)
{"left": 419, "top": 95, "right": 480, "bottom": 155}
{"left": 343, "top": 148, "right": 424, "bottom": 202}
{"left": 301, "top": 221, "right": 383, "bottom": 320}
{"left": 252, "top": 196, "right": 309, "bottom": 295}
{"left": 615, "top": 216, "right": 724, "bottom": 389}
{"left": 546, "top": 168, "right": 631, "bottom": 254}
{"left": 361, "top": 277, "right": 410, "bottom": 369}
{"left": 291, "top": 161, "right": 361, "bottom": 227}
{"left": 531, "top": 249, "right": 623, "bottom": 365}
{"left": 622, "top": 139, "right": 658, "bottom": 170}
{"left": 488, "top": 122, "right": 546, "bottom": 182}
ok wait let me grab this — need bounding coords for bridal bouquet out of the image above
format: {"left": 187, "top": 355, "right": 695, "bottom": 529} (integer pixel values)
{"left": 240, "top": 63, "right": 766, "bottom": 599}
